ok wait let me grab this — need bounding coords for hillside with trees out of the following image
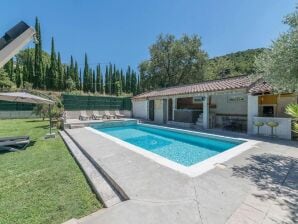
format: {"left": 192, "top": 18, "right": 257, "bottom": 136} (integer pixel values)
{"left": 205, "top": 48, "right": 266, "bottom": 80}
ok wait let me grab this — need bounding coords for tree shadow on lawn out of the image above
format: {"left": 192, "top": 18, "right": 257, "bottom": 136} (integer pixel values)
{"left": 33, "top": 125, "right": 50, "bottom": 129}
{"left": 25, "top": 119, "right": 47, "bottom": 123}
{"left": 232, "top": 153, "right": 298, "bottom": 223}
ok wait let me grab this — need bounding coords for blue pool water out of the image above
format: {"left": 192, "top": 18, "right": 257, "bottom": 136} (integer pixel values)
{"left": 92, "top": 124, "right": 243, "bottom": 166}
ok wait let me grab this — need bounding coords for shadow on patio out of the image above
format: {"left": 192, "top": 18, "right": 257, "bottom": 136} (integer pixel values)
{"left": 232, "top": 153, "right": 298, "bottom": 223}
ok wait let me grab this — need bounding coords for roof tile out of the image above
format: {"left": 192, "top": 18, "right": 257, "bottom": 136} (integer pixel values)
{"left": 133, "top": 75, "right": 256, "bottom": 99}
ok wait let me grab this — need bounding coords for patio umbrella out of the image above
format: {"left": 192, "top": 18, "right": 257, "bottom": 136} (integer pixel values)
{"left": 0, "top": 92, "right": 55, "bottom": 137}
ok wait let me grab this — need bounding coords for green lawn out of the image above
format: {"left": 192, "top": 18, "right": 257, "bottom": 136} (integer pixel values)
{"left": 0, "top": 119, "right": 102, "bottom": 224}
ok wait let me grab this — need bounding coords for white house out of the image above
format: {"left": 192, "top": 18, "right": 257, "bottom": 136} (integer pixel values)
{"left": 132, "top": 75, "right": 297, "bottom": 140}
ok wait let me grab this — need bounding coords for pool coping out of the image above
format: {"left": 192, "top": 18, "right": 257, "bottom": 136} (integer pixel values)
{"left": 86, "top": 124, "right": 259, "bottom": 177}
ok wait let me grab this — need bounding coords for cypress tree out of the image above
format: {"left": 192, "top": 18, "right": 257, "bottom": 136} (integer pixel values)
{"left": 136, "top": 75, "right": 141, "bottom": 94}
{"left": 45, "top": 65, "right": 50, "bottom": 89}
{"left": 111, "top": 64, "right": 116, "bottom": 94}
{"left": 89, "top": 68, "right": 93, "bottom": 92}
{"left": 131, "top": 70, "right": 137, "bottom": 95}
{"left": 108, "top": 64, "right": 113, "bottom": 94}
{"left": 34, "top": 17, "right": 43, "bottom": 89}
{"left": 15, "top": 59, "right": 22, "bottom": 88}
{"left": 125, "top": 66, "right": 131, "bottom": 93}
{"left": 104, "top": 66, "right": 109, "bottom": 94}
{"left": 64, "top": 65, "right": 69, "bottom": 90}
{"left": 48, "top": 37, "right": 58, "bottom": 90}
{"left": 100, "top": 72, "right": 104, "bottom": 94}
{"left": 83, "top": 53, "right": 89, "bottom": 92}
{"left": 79, "top": 69, "right": 82, "bottom": 91}
{"left": 41, "top": 62, "right": 46, "bottom": 89}
{"left": 4, "top": 59, "right": 14, "bottom": 82}
{"left": 115, "top": 81, "right": 121, "bottom": 96}
{"left": 74, "top": 61, "right": 79, "bottom": 90}
{"left": 120, "top": 69, "right": 125, "bottom": 93}
{"left": 116, "top": 69, "right": 122, "bottom": 96}
{"left": 57, "top": 52, "right": 64, "bottom": 90}
{"left": 92, "top": 69, "right": 96, "bottom": 93}
{"left": 28, "top": 56, "right": 34, "bottom": 84}
{"left": 96, "top": 65, "right": 101, "bottom": 93}
{"left": 22, "top": 50, "right": 29, "bottom": 85}
{"left": 69, "top": 56, "right": 75, "bottom": 81}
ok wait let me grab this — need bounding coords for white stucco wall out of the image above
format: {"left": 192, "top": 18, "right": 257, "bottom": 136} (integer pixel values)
{"left": 211, "top": 94, "right": 248, "bottom": 115}
{"left": 211, "top": 93, "right": 248, "bottom": 127}
{"left": 154, "top": 99, "right": 164, "bottom": 123}
{"left": 132, "top": 100, "right": 148, "bottom": 119}
{"left": 252, "top": 117, "right": 292, "bottom": 139}
{"left": 247, "top": 95, "right": 259, "bottom": 134}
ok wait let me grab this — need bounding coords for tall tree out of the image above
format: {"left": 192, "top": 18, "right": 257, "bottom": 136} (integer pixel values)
{"left": 96, "top": 65, "right": 101, "bottom": 93}
{"left": 0, "top": 68, "right": 14, "bottom": 89}
{"left": 139, "top": 34, "right": 207, "bottom": 91}
{"left": 69, "top": 56, "right": 75, "bottom": 81}
{"left": 131, "top": 71, "right": 137, "bottom": 95}
{"left": 125, "top": 66, "right": 131, "bottom": 93}
{"left": 74, "top": 61, "right": 79, "bottom": 90}
{"left": 48, "top": 37, "right": 58, "bottom": 90}
{"left": 4, "top": 58, "right": 14, "bottom": 82}
{"left": 108, "top": 64, "right": 113, "bottom": 94}
{"left": 83, "top": 53, "right": 89, "bottom": 92}
{"left": 256, "top": 6, "right": 298, "bottom": 91}
{"left": 115, "top": 81, "right": 121, "bottom": 96}
{"left": 79, "top": 69, "right": 82, "bottom": 91}
{"left": 34, "top": 17, "right": 43, "bottom": 89}
{"left": 100, "top": 69, "right": 104, "bottom": 94}
{"left": 57, "top": 52, "right": 64, "bottom": 90}
{"left": 116, "top": 69, "right": 122, "bottom": 95}
{"left": 136, "top": 75, "right": 141, "bottom": 95}
{"left": 104, "top": 66, "right": 109, "bottom": 94}
{"left": 15, "top": 59, "right": 22, "bottom": 88}
{"left": 92, "top": 69, "right": 96, "bottom": 93}
{"left": 27, "top": 54, "right": 34, "bottom": 85}
{"left": 120, "top": 69, "right": 125, "bottom": 93}
{"left": 111, "top": 64, "right": 116, "bottom": 94}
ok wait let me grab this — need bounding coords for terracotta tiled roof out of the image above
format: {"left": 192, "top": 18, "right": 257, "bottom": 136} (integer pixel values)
{"left": 248, "top": 81, "right": 272, "bottom": 94}
{"left": 133, "top": 75, "right": 259, "bottom": 99}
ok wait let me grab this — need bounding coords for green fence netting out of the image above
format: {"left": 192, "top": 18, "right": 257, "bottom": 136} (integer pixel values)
{"left": 0, "top": 101, "right": 35, "bottom": 111}
{"left": 62, "top": 94, "right": 132, "bottom": 111}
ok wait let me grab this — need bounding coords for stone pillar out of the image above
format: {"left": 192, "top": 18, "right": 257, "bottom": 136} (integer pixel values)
{"left": 247, "top": 94, "right": 259, "bottom": 134}
{"left": 203, "top": 95, "right": 209, "bottom": 129}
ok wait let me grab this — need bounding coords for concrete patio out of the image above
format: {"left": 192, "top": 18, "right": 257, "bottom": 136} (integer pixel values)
{"left": 63, "top": 127, "right": 298, "bottom": 224}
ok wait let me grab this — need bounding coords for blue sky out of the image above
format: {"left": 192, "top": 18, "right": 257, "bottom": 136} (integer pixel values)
{"left": 0, "top": 0, "right": 295, "bottom": 70}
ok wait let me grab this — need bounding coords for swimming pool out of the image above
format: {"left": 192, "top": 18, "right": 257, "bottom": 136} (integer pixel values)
{"left": 93, "top": 124, "right": 243, "bottom": 166}
{"left": 88, "top": 122, "right": 257, "bottom": 177}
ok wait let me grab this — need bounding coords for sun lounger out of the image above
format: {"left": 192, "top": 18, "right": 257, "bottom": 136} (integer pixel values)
{"left": 104, "top": 111, "right": 115, "bottom": 119}
{"left": 0, "top": 138, "right": 30, "bottom": 152}
{"left": 92, "top": 111, "right": 103, "bottom": 120}
{"left": 0, "top": 136, "right": 29, "bottom": 142}
{"left": 79, "top": 110, "right": 89, "bottom": 120}
{"left": 115, "top": 110, "right": 125, "bottom": 118}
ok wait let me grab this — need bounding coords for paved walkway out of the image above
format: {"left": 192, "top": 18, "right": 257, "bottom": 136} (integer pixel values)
{"left": 67, "top": 128, "right": 298, "bottom": 224}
